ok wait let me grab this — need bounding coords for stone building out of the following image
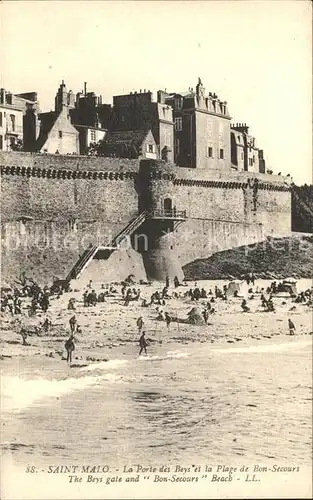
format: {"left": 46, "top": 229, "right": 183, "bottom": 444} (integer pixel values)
{"left": 1, "top": 79, "right": 267, "bottom": 170}
{"left": 70, "top": 84, "right": 109, "bottom": 154}
{"left": 1, "top": 77, "right": 287, "bottom": 285}
{"left": 36, "top": 82, "right": 111, "bottom": 155}
{"left": 36, "top": 108, "right": 80, "bottom": 155}
{"left": 231, "top": 123, "right": 264, "bottom": 173}
{"left": 36, "top": 81, "right": 79, "bottom": 154}
{"left": 158, "top": 78, "right": 231, "bottom": 169}
{"left": 99, "top": 129, "right": 157, "bottom": 159}
{"left": 111, "top": 90, "right": 174, "bottom": 162}
{"left": 0, "top": 88, "right": 39, "bottom": 152}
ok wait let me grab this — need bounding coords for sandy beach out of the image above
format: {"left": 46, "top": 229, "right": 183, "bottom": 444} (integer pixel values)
{"left": 1, "top": 278, "right": 312, "bottom": 499}
{"left": 1, "top": 278, "right": 312, "bottom": 374}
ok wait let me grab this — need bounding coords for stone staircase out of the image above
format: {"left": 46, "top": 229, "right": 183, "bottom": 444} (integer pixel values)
{"left": 65, "top": 211, "right": 148, "bottom": 282}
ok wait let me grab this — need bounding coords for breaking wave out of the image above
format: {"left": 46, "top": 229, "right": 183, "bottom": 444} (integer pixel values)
{"left": 1, "top": 349, "right": 189, "bottom": 413}
{"left": 1, "top": 372, "right": 121, "bottom": 413}
{"left": 80, "top": 358, "right": 128, "bottom": 372}
{"left": 138, "top": 350, "right": 190, "bottom": 361}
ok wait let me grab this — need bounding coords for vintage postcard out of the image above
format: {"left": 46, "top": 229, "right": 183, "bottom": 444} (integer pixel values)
{"left": 0, "top": 1, "right": 312, "bottom": 499}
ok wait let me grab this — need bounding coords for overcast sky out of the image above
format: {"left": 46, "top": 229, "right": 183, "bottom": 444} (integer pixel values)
{"left": 1, "top": 0, "right": 311, "bottom": 184}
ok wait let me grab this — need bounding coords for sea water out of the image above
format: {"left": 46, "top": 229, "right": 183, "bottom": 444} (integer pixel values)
{"left": 1, "top": 338, "right": 312, "bottom": 468}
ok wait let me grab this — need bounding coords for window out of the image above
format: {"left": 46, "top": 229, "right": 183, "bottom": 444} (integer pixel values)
{"left": 164, "top": 198, "right": 172, "bottom": 211}
{"left": 175, "top": 117, "right": 183, "bottom": 131}
{"left": 219, "top": 148, "right": 224, "bottom": 159}
{"left": 10, "top": 114, "right": 15, "bottom": 131}
{"left": 241, "top": 152, "right": 244, "bottom": 160}
{"left": 0, "top": 112, "right": 2, "bottom": 127}
{"left": 90, "top": 130, "right": 96, "bottom": 142}
{"left": 175, "top": 98, "right": 182, "bottom": 110}
{"left": 208, "top": 146, "right": 213, "bottom": 158}
{"left": 249, "top": 158, "right": 253, "bottom": 166}
{"left": 58, "top": 131, "right": 63, "bottom": 138}
{"left": 175, "top": 138, "right": 180, "bottom": 156}
{"left": 0, "top": 135, "right": 3, "bottom": 150}
{"left": 148, "top": 144, "right": 154, "bottom": 153}
{"left": 253, "top": 155, "right": 255, "bottom": 164}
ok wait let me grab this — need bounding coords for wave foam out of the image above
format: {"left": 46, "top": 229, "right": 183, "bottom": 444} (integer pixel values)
{"left": 1, "top": 372, "right": 122, "bottom": 413}
{"left": 138, "top": 350, "right": 189, "bottom": 361}
{"left": 80, "top": 358, "right": 128, "bottom": 372}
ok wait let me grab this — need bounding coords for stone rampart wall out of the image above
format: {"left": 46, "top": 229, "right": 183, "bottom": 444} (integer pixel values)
{"left": 0, "top": 152, "right": 140, "bottom": 283}
{"left": 0, "top": 153, "right": 292, "bottom": 284}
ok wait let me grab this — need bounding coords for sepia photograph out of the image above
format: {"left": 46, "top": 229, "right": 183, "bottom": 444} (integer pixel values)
{"left": 0, "top": 1, "right": 312, "bottom": 498}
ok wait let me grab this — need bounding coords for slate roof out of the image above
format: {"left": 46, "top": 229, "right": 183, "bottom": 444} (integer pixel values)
{"left": 36, "top": 111, "right": 57, "bottom": 150}
{"left": 100, "top": 129, "right": 153, "bottom": 159}
{"left": 104, "top": 130, "right": 149, "bottom": 147}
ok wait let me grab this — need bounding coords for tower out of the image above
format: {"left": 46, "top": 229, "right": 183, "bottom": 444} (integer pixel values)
{"left": 54, "top": 81, "right": 75, "bottom": 113}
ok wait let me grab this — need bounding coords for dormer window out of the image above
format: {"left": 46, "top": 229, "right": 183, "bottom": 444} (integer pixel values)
{"left": 175, "top": 98, "right": 182, "bottom": 110}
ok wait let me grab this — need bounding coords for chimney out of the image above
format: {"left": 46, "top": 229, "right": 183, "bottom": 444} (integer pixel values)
{"left": 84, "top": 82, "right": 87, "bottom": 96}
{"left": 0, "top": 88, "right": 5, "bottom": 104}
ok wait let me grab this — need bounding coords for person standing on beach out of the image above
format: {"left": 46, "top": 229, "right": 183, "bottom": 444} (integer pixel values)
{"left": 288, "top": 318, "right": 296, "bottom": 335}
{"left": 139, "top": 331, "right": 147, "bottom": 355}
{"left": 136, "top": 315, "right": 144, "bottom": 333}
{"left": 69, "top": 315, "right": 77, "bottom": 333}
{"left": 165, "top": 312, "right": 172, "bottom": 329}
{"left": 40, "top": 293, "right": 50, "bottom": 313}
{"left": 65, "top": 335, "right": 75, "bottom": 363}
{"left": 19, "top": 327, "right": 28, "bottom": 346}
{"left": 202, "top": 308, "right": 209, "bottom": 324}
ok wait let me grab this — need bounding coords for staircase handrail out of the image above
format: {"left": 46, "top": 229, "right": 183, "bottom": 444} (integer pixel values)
{"left": 111, "top": 211, "right": 147, "bottom": 247}
{"left": 66, "top": 245, "right": 98, "bottom": 281}
{"left": 65, "top": 211, "right": 148, "bottom": 281}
